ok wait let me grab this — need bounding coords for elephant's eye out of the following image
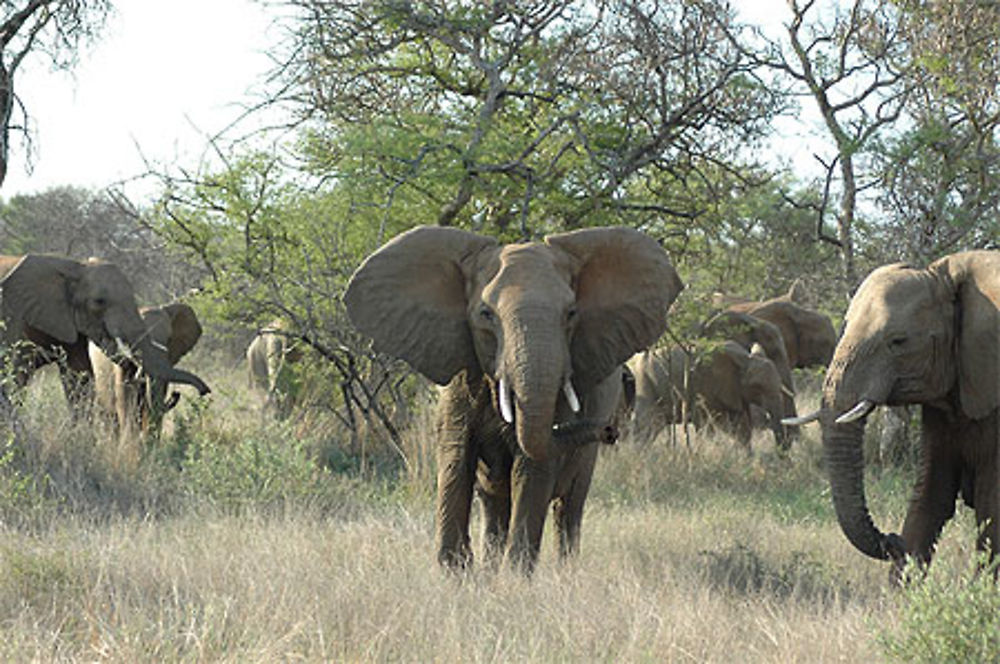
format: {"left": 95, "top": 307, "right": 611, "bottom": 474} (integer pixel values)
{"left": 93, "top": 297, "right": 108, "bottom": 309}
{"left": 479, "top": 306, "right": 495, "bottom": 323}
{"left": 567, "top": 306, "right": 578, "bottom": 322}
{"left": 888, "top": 335, "right": 908, "bottom": 349}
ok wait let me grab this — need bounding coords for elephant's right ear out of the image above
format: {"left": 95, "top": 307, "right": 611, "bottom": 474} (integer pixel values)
{"left": 1, "top": 255, "right": 81, "bottom": 343}
{"left": 344, "top": 226, "right": 497, "bottom": 385}
{"left": 162, "top": 303, "right": 203, "bottom": 365}
{"left": 935, "top": 250, "right": 1000, "bottom": 420}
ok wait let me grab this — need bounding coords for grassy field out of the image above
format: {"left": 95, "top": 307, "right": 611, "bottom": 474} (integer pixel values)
{"left": 0, "top": 358, "right": 993, "bottom": 662}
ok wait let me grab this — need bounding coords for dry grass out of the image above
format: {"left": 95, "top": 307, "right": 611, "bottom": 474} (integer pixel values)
{"left": 0, "top": 363, "right": 986, "bottom": 662}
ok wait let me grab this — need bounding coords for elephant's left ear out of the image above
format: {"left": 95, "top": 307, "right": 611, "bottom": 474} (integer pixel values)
{"left": 163, "top": 303, "right": 203, "bottom": 365}
{"left": 546, "top": 227, "right": 683, "bottom": 391}
{"left": 935, "top": 250, "right": 1000, "bottom": 420}
{"left": 1, "top": 255, "right": 81, "bottom": 343}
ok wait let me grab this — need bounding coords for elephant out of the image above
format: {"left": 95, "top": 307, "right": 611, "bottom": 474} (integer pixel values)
{"left": 246, "top": 318, "right": 303, "bottom": 415}
{"left": 724, "top": 285, "right": 837, "bottom": 369}
{"left": 699, "top": 310, "right": 797, "bottom": 446}
{"left": 785, "top": 250, "right": 1000, "bottom": 580}
{"left": 0, "top": 255, "right": 210, "bottom": 418}
{"left": 90, "top": 303, "right": 204, "bottom": 443}
{"left": 628, "top": 341, "right": 787, "bottom": 451}
{"left": 344, "top": 225, "right": 682, "bottom": 572}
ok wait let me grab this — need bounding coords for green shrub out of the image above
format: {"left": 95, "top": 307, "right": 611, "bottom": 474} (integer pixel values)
{"left": 878, "top": 555, "right": 1000, "bottom": 663}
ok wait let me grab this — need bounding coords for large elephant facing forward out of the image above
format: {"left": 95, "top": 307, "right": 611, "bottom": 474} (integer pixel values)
{"left": 629, "top": 341, "right": 787, "bottom": 451}
{"left": 90, "top": 303, "right": 204, "bottom": 443}
{"left": 0, "top": 255, "right": 210, "bottom": 416}
{"left": 345, "top": 226, "right": 682, "bottom": 571}
{"left": 788, "top": 250, "right": 1000, "bottom": 579}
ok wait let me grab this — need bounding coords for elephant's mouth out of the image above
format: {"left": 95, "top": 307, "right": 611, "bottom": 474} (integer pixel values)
{"left": 494, "top": 375, "right": 609, "bottom": 445}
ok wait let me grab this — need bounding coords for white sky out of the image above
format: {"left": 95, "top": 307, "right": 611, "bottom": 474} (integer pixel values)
{"left": 3, "top": 1, "right": 822, "bottom": 202}
{"left": 4, "top": 0, "right": 278, "bottom": 200}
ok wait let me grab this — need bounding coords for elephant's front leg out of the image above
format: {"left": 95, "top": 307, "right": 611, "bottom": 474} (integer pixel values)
{"left": 553, "top": 445, "right": 599, "bottom": 559}
{"left": 897, "top": 408, "right": 962, "bottom": 580}
{"left": 506, "top": 453, "right": 557, "bottom": 573}
{"left": 434, "top": 377, "right": 483, "bottom": 569}
{"left": 969, "top": 414, "right": 999, "bottom": 571}
{"left": 436, "top": 438, "right": 476, "bottom": 569}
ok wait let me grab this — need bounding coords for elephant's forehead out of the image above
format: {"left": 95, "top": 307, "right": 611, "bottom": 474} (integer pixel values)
{"left": 847, "top": 266, "right": 938, "bottom": 325}
{"left": 481, "top": 243, "right": 573, "bottom": 303}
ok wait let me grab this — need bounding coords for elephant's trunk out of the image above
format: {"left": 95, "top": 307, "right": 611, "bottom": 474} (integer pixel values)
{"left": 821, "top": 350, "right": 903, "bottom": 561}
{"left": 502, "top": 310, "right": 565, "bottom": 462}
{"left": 131, "top": 336, "right": 211, "bottom": 396}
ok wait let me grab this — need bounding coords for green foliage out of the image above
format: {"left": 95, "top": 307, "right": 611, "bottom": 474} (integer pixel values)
{"left": 169, "top": 404, "right": 330, "bottom": 513}
{"left": 878, "top": 555, "right": 1000, "bottom": 663}
{"left": 0, "top": 432, "right": 51, "bottom": 526}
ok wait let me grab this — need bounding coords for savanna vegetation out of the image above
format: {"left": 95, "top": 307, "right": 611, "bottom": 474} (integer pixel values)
{"left": 1, "top": 1, "right": 999, "bottom": 661}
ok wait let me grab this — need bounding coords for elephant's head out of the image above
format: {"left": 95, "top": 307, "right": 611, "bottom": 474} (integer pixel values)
{"left": 344, "top": 226, "right": 682, "bottom": 461}
{"left": 731, "top": 299, "right": 837, "bottom": 369}
{"left": 139, "top": 303, "right": 204, "bottom": 419}
{"left": 820, "top": 250, "right": 1000, "bottom": 560}
{"left": 742, "top": 343, "right": 787, "bottom": 447}
{"left": 0, "top": 256, "right": 210, "bottom": 395}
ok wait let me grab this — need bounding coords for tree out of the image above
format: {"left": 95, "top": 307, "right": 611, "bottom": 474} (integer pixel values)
{"left": 275, "top": 0, "right": 782, "bottom": 238}
{"left": 760, "top": 0, "right": 909, "bottom": 290}
{"left": 868, "top": 0, "right": 1000, "bottom": 262}
{"left": 0, "top": 1, "right": 112, "bottom": 189}
{"left": 0, "top": 186, "right": 195, "bottom": 303}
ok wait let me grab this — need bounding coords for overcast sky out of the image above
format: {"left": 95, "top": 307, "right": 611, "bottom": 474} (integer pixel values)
{"left": 4, "top": 0, "right": 278, "bottom": 200}
{"left": 3, "top": 2, "right": 818, "bottom": 202}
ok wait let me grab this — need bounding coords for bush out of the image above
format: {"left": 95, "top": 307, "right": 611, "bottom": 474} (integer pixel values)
{"left": 878, "top": 555, "right": 1000, "bottom": 663}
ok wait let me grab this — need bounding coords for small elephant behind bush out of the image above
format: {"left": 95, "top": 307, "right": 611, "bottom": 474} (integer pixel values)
{"left": 246, "top": 319, "right": 304, "bottom": 416}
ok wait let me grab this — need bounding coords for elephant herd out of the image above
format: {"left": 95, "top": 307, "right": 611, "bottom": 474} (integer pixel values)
{"left": 2, "top": 232, "right": 998, "bottom": 584}
{"left": 346, "top": 226, "right": 1000, "bottom": 582}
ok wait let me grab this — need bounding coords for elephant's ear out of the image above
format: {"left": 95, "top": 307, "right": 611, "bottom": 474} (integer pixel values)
{"left": 162, "top": 303, "right": 203, "bottom": 365}
{"left": 936, "top": 251, "right": 1000, "bottom": 420}
{"left": 0, "top": 255, "right": 81, "bottom": 343}
{"left": 546, "top": 227, "right": 683, "bottom": 391}
{"left": 344, "top": 226, "right": 497, "bottom": 385}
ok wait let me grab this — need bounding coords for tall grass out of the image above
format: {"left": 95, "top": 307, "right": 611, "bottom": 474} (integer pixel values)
{"left": 0, "top": 361, "right": 989, "bottom": 662}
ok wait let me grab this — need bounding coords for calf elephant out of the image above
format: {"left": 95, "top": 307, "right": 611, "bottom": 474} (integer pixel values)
{"left": 787, "top": 250, "right": 1000, "bottom": 581}
{"left": 724, "top": 286, "right": 837, "bottom": 369}
{"left": 345, "top": 225, "right": 682, "bottom": 572}
{"left": 246, "top": 319, "right": 303, "bottom": 415}
{"left": 0, "top": 255, "right": 210, "bottom": 419}
{"left": 90, "top": 303, "right": 204, "bottom": 443}
{"left": 629, "top": 341, "right": 787, "bottom": 451}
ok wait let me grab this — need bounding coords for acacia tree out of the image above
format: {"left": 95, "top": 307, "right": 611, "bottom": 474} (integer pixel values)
{"left": 869, "top": 0, "right": 1000, "bottom": 262}
{"left": 755, "top": 0, "right": 909, "bottom": 290}
{"left": 0, "top": 1, "right": 111, "bottom": 189}
{"left": 277, "top": 0, "right": 782, "bottom": 239}
{"left": 149, "top": 1, "right": 791, "bottom": 457}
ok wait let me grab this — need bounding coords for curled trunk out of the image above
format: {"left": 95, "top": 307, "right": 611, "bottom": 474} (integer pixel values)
{"left": 822, "top": 411, "right": 905, "bottom": 561}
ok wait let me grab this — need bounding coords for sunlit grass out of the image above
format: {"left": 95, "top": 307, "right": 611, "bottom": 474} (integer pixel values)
{"left": 0, "top": 362, "right": 988, "bottom": 662}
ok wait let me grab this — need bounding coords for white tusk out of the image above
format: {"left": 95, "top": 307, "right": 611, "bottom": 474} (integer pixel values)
{"left": 563, "top": 378, "right": 581, "bottom": 413}
{"left": 115, "top": 337, "right": 137, "bottom": 362}
{"left": 781, "top": 410, "right": 821, "bottom": 426}
{"left": 835, "top": 399, "right": 877, "bottom": 424}
{"left": 498, "top": 377, "right": 514, "bottom": 424}
{"left": 151, "top": 340, "right": 168, "bottom": 353}
{"left": 780, "top": 385, "right": 796, "bottom": 398}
